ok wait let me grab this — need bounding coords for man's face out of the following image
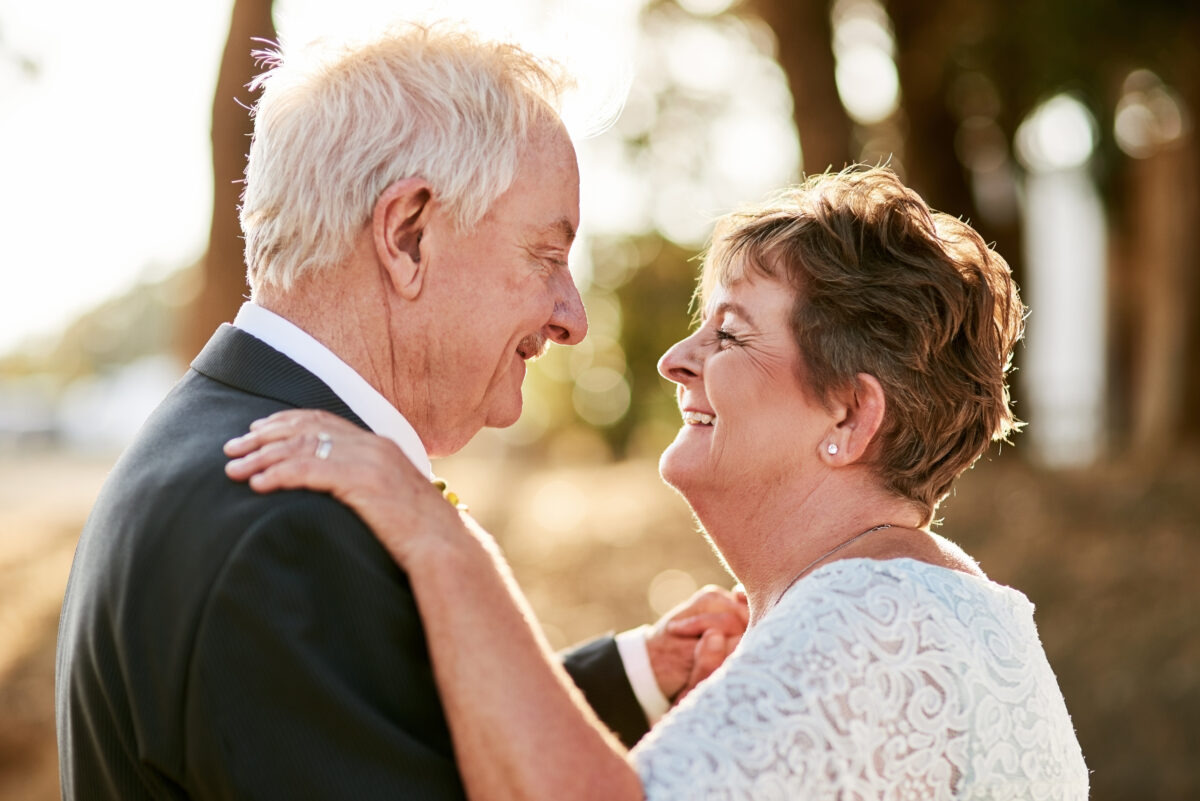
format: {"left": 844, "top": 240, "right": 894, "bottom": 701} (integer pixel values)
{"left": 412, "top": 124, "right": 587, "bottom": 456}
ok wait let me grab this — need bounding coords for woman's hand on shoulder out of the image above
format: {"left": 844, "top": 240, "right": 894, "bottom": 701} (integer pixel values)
{"left": 223, "top": 409, "right": 470, "bottom": 569}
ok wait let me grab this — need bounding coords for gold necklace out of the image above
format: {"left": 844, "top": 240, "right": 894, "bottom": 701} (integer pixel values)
{"left": 774, "top": 523, "right": 894, "bottom": 605}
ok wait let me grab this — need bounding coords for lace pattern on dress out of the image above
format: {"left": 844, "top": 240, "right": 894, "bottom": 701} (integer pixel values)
{"left": 632, "top": 558, "right": 1088, "bottom": 801}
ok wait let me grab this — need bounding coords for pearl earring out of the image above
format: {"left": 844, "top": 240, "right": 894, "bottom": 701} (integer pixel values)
{"left": 827, "top": 443, "right": 838, "bottom": 455}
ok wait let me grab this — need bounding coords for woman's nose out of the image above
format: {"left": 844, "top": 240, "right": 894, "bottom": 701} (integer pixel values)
{"left": 658, "top": 332, "right": 701, "bottom": 385}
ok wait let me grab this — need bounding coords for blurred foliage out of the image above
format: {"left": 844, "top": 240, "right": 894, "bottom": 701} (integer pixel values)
{"left": 0, "top": 265, "right": 199, "bottom": 385}
{"left": 523, "top": 234, "right": 700, "bottom": 458}
{"left": 610, "top": 236, "right": 703, "bottom": 455}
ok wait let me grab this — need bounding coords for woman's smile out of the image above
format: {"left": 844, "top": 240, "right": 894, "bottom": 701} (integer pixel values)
{"left": 681, "top": 410, "right": 715, "bottom": 426}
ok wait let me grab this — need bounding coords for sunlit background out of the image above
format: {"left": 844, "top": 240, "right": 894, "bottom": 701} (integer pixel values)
{"left": 1, "top": 1, "right": 1198, "bottom": 798}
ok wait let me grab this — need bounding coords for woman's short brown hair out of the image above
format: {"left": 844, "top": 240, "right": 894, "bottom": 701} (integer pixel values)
{"left": 700, "top": 166, "right": 1025, "bottom": 524}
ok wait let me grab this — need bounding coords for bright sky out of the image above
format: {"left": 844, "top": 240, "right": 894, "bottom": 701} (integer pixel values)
{"left": 1, "top": 0, "right": 229, "bottom": 354}
{"left": 0, "top": 0, "right": 649, "bottom": 355}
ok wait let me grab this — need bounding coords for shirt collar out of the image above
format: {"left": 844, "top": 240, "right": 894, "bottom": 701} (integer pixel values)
{"left": 232, "top": 302, "right": 432, "bottom": 478}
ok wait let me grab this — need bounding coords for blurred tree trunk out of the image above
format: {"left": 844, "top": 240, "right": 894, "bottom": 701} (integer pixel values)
{"left": 1130, "top": 32, "right": 1200, "bottom": 455}
{"left": 1106, "top": 11, "right": 1200, "bottom": 459}
{"left": 748, "top": 0, "right": 852, "bottom": 176}
{"left": 1126, "top": 138, "right": 1198, "bottom": 458}
{"left": 179, "top": 0, "right": 276, "bottom": 362}
{"left": 895, "top": 3, "right": 1030, "bottom": 439}
{"left": 887, "top": 0, "right": 1027, "bottom": 355}
{"left": 886, "top": 0, "right": 976, "bottom": 219}
{"left": 1175, "top": 43, "right": 1200, "bottom": 448}
{"left": 1182, "top": 194, "right": 1200, "bottom": 445}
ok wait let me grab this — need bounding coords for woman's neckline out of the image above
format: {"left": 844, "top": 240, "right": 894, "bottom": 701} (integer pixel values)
{"left": 778, "top": 555, "right": 1012, "bottom": 601}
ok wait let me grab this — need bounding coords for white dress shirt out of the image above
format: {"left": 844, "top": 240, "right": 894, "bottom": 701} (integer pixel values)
{"left": 616, "top": 626, "right": 671, "bottom": 725}
{"left": 233, "top": 302, "right": 666, "bottom": 724}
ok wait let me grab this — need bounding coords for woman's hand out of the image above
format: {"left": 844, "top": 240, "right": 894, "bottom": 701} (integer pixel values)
{"left": 651, "top": 585, "right": 747, "bottom": 703}
{"left": 223, "top": 409, "right": 472, "bottom": 569}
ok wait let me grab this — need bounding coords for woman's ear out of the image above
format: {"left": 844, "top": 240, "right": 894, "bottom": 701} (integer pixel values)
{"left": 823, "top": 373, "right": 886, "bottom": 464}
{"left": 373, "top": 177, "right": 433, "bottom": 300}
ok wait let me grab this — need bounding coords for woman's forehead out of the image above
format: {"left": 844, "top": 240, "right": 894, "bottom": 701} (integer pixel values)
{"left": 700, "top": 251, "right": 751, "bottom": 303}
{"left": 700, "top": 272, "right": 795, "bottom": 322}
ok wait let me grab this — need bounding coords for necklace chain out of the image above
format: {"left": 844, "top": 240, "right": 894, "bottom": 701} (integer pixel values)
{"left": 775, "top": 523, "right": 894, "bottom": 606}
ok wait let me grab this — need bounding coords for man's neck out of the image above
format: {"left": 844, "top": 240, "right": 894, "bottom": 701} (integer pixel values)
{"left": 253, "top": 264, "right": 409, "bottom": 419}
{"left": 233, "top": 301, "right": 434, "bottom": 477}
{"left": 262, "top": 295, "right": 361, "bottom": 369}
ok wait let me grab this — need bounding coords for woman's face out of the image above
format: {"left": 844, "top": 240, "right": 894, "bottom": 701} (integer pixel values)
{"left": 657, "top": 273, "right": 835, "bottom": 503}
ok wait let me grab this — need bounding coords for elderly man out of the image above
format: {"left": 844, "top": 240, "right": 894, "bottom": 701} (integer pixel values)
{"left": 55, "top": 23, "right": 743, "bottom": 800}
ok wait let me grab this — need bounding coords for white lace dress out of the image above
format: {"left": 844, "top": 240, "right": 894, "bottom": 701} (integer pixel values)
{"left": 632, "top": 558, "right": 1088, "bottom": 800}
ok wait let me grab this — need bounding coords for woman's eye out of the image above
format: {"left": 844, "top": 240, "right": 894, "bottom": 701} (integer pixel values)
{"left": 715, "top": 328, "right": 738, "bottom": 347}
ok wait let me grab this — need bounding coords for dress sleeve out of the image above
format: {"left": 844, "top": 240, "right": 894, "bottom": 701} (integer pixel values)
{"left": 183, "top": 496, "right": 467, "bottom": 800}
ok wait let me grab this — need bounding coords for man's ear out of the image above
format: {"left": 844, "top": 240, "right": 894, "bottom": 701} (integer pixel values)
{"left": 822, "top": 373, "right": 886, "bottom": 464}
{"left": 373, "top": 177, "right": 432, "bottom": 300}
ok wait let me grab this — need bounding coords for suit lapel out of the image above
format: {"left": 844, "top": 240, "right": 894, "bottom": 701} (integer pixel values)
{"left": 191, "top": 324, "right": 369, "bottom": 430}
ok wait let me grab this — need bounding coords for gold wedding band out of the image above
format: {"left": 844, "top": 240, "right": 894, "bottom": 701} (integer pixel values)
{"left": 314, "top": 432, "right": 333, "bottom": 460}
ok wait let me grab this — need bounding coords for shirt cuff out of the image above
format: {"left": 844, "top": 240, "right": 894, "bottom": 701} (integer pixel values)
{"left": 614, "top": 625, "right": 671, "bottom": 725}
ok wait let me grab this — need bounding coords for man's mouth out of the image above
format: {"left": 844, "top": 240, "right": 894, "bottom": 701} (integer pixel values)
{"left": 682, "top": 411, "right": 716, "bottom": 426}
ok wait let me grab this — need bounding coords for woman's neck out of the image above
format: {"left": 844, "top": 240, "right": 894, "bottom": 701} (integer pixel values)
{"left": 689, "top": 470, "right": 922, "bottom": 625}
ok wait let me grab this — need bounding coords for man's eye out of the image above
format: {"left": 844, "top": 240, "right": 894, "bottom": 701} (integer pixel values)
{"left": 535, "top": 256, "right": 567, "bottom": 275}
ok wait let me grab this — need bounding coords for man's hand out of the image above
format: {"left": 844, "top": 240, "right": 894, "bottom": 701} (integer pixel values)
{"left": 645, "top": 585, "right": 748, "bottom": 703}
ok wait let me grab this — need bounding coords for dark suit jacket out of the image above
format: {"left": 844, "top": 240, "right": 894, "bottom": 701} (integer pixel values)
{"left": 56, "top": 326, "right": 647, "bottom": 800}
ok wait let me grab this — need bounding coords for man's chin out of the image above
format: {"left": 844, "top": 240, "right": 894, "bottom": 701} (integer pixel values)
{"left": 484, "top": 396, "right": 523, "bottom": 430}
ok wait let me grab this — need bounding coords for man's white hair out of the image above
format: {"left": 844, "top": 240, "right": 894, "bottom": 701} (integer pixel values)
{"left": 240, "top": 22, "right": 569, "bottom": 291}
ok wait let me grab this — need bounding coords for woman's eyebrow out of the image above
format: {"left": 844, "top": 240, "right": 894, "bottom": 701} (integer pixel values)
{"left": 709, "top": 301, "right": 755, "bottom": 326}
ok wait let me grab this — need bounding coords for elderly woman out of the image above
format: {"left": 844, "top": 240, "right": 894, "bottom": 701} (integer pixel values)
{"left": 226, "top": 167, "right": 1088, "bottom": 799}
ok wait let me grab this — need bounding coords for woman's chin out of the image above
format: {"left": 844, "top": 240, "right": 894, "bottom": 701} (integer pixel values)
{"left": 658, "top": 441, "right": 703, "bottom": 498}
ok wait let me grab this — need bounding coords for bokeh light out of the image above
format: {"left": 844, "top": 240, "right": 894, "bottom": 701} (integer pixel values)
{"left": 530, "top": 477, "right": 589, "bottom": 533}
{"left": 830, "top": 0, "right": 900, "bottom": 125}
{"left": 1114, "top": 70, "right": 1190, "bottom": 159}
{"left": 572, "top": 367, "right": 632, "bottom": 427}
{"left": 648, "top": 568, "right": 698, "bottom": 617}
{"left": 1017, "top": 94, "right": 1106, "bottom": 466}
{"left": 676, "top": 0, "right": 736, "bottom": 17}
{"left": 1015, "top": 94, "right": 1097, "bottom": 173}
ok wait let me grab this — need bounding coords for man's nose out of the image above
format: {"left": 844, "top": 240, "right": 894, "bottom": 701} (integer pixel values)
{"left": 545, "top": 273, "right": 588, "bottom": 346}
